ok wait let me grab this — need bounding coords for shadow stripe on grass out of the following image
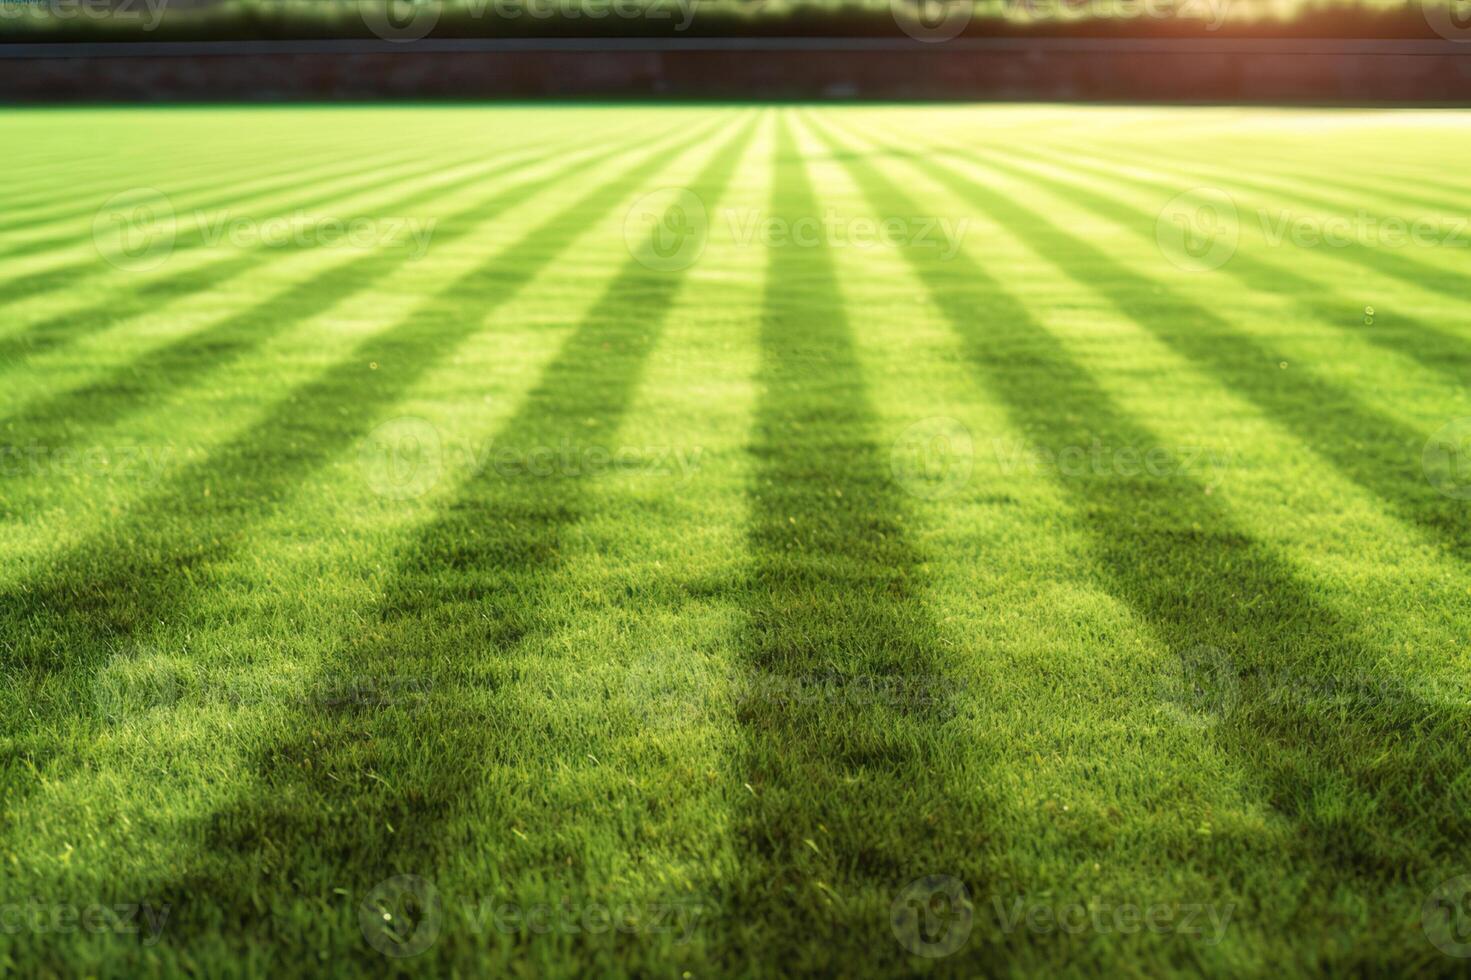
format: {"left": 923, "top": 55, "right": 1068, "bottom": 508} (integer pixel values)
{"left": 1077, "top": 138, "right": 1471, "bottom": 305}
{"left": 1082, "top": 134, "right": 1471, "bottom": 225}
{"left": 0, "top": 145, "right": 506, "bottom": 369}
{"left": 0, "top": 134, "right": 423, "bottom": 267}
{"left": 118, "top": 114, "right": 762, "bottom": 956}
{"left": 0, "top": 124, "right": 623, "bottom": 376}
{"left": 0, "top": 127, "right": 635, "bottom": 474}
{"left": 722, "top": 113, "right": 988, "bottom": 971}
{"left": 0, "top": 116, "right": 720, "bottom": 683}
{"left": 0, "top": 133, "right": 415, "bottom": 300}
{"left": 0, "top": 138, "right": 365, "bottom": 239}
{"left": 968, "top": 139, "right": 1471, "bottom": 388}
{"left": 0, "top": 125, "right": 381, "bottom": 221}
{"left": 0, "top": 115, "right": 732, "bottom": 866}
{"left": 890, "top": 135, "right": 1471, "bottom": 564}
{"left": 811, "top": 112, "right": 1471, "bottom": 883}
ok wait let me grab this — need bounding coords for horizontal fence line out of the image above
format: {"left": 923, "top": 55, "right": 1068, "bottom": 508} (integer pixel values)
{"left": 2, "top": 37, "right": 1470, "bottom": 58}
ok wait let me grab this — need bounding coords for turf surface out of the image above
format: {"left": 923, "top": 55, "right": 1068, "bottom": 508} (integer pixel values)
{"left": 2, "top": 104, "right": 1471, "bottom": 977}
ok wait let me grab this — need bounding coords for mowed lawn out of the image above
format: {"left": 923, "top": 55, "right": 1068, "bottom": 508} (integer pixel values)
{"left": 2, "top": 104, "right": 1471, "bottom": 977}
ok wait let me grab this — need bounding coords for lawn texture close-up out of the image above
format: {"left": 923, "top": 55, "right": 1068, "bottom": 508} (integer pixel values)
{"left": 2, "top": 104, "right": 1470, "bottom": 976}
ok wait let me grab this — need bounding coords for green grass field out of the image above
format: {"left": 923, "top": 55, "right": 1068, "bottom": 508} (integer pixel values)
{"left": 3, "top": 104, "right": 1471, "bottom": 977}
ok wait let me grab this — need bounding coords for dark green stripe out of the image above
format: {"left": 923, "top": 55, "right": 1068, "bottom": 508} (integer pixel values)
{"left": 119, "top": 114, "right": 761, "bottom": 955}
{"left": 0, "top": 131, "right": 603, "bottom": 372}
{"left": 971, "top": 138, "right": 1471, "bottom": 387}
{"left": 0, "top": 131, "right": 642, "bottom": 479}
{"left": 808, "top": 111, "right": 1471, "bottom": 890}
{"left": 723, "top": 113, "right": 987, "bottom": 972}
{"left": 0, "top": 117, "right": 720, "bottom": 683}
{"left": 889, "top": 134, "right": 1471, "bottom": 567}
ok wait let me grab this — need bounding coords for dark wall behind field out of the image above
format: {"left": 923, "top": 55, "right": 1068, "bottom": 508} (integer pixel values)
{"left": 2, "top": 39, "right": 1469, "bottom": 103}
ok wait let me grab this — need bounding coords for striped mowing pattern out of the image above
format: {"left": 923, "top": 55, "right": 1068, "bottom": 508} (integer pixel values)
{"left": 2, "top": 104, "right": 1470, "bottom": 977}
